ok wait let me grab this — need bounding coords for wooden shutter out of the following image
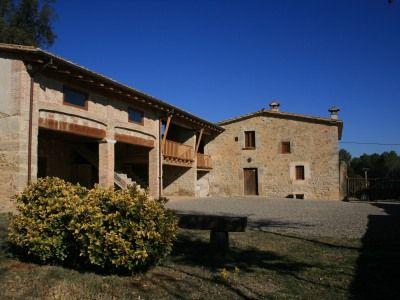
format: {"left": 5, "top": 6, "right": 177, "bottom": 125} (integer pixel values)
{"left": 245, "top": 131, "right": 255, "bottom": 148}
{"left": 295, "top": 166, "right": 305, "bottom": 180}
{"left": 281, "top": 142, "right": 291, "bottom": 154}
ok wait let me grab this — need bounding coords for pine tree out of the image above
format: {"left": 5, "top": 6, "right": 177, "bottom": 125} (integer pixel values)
{"left": 0, "top": 0, "right": 57, "bottom": 48}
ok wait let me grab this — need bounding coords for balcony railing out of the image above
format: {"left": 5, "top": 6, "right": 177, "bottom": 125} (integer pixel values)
{"left": 163, "top": 140, "right": 194, "bottom": 162}
{"left": 197, "top": 153, "right": 212, "bottom": 169}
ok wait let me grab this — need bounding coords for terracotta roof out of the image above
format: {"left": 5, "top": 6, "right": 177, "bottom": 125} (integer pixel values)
{"left": 218, "top": 108, "right": 343, "bottom": 140}
{"left": 0, "top": 43, "right": 224, "bottom": 133}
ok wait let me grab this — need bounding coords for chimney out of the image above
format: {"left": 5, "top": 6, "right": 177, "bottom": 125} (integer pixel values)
{"left": 269, "top": 101, "right": 280, "bottom": 112}
{"left": 328, "top": 106, "right": 340, "bottom": 120}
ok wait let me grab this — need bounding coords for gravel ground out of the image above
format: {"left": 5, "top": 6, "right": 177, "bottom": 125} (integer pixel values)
{"left": 166, "top": 197, "right": 400, "bottom": 239}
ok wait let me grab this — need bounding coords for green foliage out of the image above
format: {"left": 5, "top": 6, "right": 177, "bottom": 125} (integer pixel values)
{"left": 339, "top": 149, "right": 352, "bottom": 166}
{"left": 8, "top": 177, "right": 178, "bottom": 273}
{"left": 0, "top": 0, "right": 57, "bottom": 48}
{"left": 71, "top": 186, "right": 178, "bottom": 272}
{"left": 8, "top": 177, "right": 87, "bottom": 263}
{"left": 341, "top": 149, "right": 400, "bottom": 179}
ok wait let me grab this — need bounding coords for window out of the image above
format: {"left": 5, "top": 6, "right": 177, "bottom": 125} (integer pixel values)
{"left": 244, "top": 131, "right": 256, "bottom": 149}
{"left": 295, "top": 165, "right": 305, "bottom": 180}
{"left": 128, "top": 108, "right": 144, "bottom": 124}
{"left": 63, "top": 86, "right": 88, "bottom": 108}
{"left": 281, "top": 141, "right": 291, "bottom": 154}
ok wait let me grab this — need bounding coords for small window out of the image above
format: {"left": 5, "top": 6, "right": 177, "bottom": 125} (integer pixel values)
{"left": 128, "top": 108, "right": 144, "bottom": 124}
{"left": 281, "top": 142, "right": 291, "bottom": 154}
{"left": 244, "top": 131, "right": 256, "bottom": 149}
{"left": 63, "top": 86, "right": 87, "bottom": 108}
{"left": 295, "top": 165, "right": 305, "bottom": 180}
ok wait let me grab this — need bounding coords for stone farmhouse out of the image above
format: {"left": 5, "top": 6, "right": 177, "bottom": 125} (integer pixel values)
{"left": 0, "top": 43, "right": 344, "bottom": 211}
{"left": 206, "top": 102, "right": 344, "bottom": 200}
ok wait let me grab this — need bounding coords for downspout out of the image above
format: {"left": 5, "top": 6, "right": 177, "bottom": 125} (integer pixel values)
{"left": 27, "top": 59, "right": 53, "bottom": 184}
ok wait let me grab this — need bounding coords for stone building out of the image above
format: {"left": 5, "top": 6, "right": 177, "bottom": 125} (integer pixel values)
{"left": 0, "top": 44, "right": 222, "bottom": 211}
{"left": 0, "top": 43, "right": 344, "bottom": 211}
{"left": 204, "top": 102, "right": 344, "bottom": 200}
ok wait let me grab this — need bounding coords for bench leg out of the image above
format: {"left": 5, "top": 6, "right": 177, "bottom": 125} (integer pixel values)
{"left": 210, "top": 231, "right": 229, "bottom": 251}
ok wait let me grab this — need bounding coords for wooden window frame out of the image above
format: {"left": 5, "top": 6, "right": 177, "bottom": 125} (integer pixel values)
{"left": 128, "top": 107, "right": 145, "bottom": 125}
{"left": 243, "top": 131, "right": 256, "bottom": 149}
{"left": 295, "top": 165, "right": 305, "bottom": 180}
{"left": 63, "top": 86, "right": 89, "bottom": 110}
{"left": 281, "top": 141, "right": 291, "bottom": 154}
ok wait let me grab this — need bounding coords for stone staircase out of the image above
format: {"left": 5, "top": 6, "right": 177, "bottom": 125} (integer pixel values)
{"left": 127, "top": 171, "right": 147, "bottom": 189}
{"left": 114, "top": 172, "right": 141, "bottom": 190}
{"left": 72, "top": 145, "right": 139, "bottom": 190}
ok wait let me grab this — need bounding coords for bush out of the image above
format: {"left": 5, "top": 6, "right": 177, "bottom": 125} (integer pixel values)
{"left": 71, "top": 186, "right": 178, "bottom": 272}
{"left": 8, "top": 177, "right": 178, "bottom": 273}
{"left": 8, "top": 177, "right": 87, "bottom": 264}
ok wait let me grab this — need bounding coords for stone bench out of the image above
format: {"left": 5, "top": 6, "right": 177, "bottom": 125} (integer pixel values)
{"left": 175, "top": 211, "right": 248, "bottom": 251}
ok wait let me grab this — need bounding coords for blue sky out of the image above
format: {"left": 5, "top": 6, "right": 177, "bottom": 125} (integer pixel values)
{"left": 50, "top": 0, "right": 400, "bottom": 156}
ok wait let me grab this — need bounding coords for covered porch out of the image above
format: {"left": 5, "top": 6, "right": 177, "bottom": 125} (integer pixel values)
{"left": 161, "top": 116, "right": 215, "bottom": 197}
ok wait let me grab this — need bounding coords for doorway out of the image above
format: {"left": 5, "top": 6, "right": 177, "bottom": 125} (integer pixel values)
{"left": 244, "top": 168, "right": 258, "bottom": 195}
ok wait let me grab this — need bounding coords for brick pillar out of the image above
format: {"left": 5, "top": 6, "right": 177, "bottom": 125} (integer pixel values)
{"left": 148, "top": 146, "right": 160, "bottom": 198}
{"left": 98, "top": 138, "right": 115, "bottom": 187}
{"left": 148, "top": 119, "right": 161, "bottom": 198}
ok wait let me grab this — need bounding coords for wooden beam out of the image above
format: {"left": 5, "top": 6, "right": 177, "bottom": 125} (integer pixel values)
{"left": 161, "top": 114, "right": 172, "bottom": 153}
{"left": 195, "top": 128, "right": 204, "bottom": 154}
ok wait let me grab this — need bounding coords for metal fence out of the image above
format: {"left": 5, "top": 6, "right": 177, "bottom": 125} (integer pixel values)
{"left": 347, "top": 178, "right": 400, "bottom": 201}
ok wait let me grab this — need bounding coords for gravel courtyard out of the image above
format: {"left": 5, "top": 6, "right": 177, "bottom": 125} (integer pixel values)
{"left": 166, "top": 197, "right": 400, "bottom": 239}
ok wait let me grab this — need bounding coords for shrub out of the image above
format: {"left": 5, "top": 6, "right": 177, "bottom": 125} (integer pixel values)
{"left": 71, "top": 185, "right": 178, "bottom": 272}
{"left": 8, "top": 177, "right": 87, "bottom": 264}
{"left": 8, "top": 177, "right": 178, "bottom": 273}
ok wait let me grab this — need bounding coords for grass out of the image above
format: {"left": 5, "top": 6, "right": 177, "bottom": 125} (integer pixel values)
{"left": 0, "top": 211, "right": 398, "bottom": 299}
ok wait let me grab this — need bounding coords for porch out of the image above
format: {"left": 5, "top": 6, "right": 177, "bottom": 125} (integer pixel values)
{"left": 37, "top": 128, "right": 157, "bottom": 193}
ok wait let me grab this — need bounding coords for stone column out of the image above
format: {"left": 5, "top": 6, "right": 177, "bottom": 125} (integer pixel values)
{"left": 98, "top": 138, "right": 116, "bottom": 187}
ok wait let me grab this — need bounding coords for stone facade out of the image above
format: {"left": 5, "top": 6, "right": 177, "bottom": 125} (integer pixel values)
{"left": 0, "top": 44, "right": 344, "bottom": 213}
{"left": 206, "top": 112, "right": 342, "bottom": 200}
{"left": 163, "top": 130, "right": 197, "bottom": 197}
{"left": 0, "top": 45, "right": 221, "bottom": 212}
{"left": 0, "top": 57, "right": 32, "bottom": 211}
{"left": 0, "top": 55, "right": 161, "bottom": 210}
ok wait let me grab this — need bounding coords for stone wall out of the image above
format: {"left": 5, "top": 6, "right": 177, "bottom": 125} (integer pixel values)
{"left": 0, "top": 57, "right": 32, "bottom": 211}
{"left": 206, "top": 114, "right": 341, "bottom": 200}
{"left": 339, "top": 160, "right": 348, "bottom": 200}
{"left": 162, "top": 132, "right": 196, "bottom": 196}
{"left": 196, "top": 171, "right": 210, "bottom": 197}
{"left": 0, "top": 53, "right": 164, "bottom": 212}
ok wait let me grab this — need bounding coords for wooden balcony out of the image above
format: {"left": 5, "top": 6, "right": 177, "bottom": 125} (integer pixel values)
{"left": 197, "top": 153, "right": 212, "bottom": 170}
{"left": 163, "top": 140, "right": 194, "bottom": 167}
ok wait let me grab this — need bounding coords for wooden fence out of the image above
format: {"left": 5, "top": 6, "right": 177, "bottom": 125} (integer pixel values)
{"left": 347, "top": 177, "right": 400, "bottom": 201}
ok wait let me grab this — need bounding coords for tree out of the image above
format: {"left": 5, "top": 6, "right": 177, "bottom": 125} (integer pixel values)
{"left": 339, "top": 149, "right": 352, "bottom": 165}
{"left": 347, "top": 151, "right": 400, "bottom": 179}
{"left": 0, "top": 0, "right": 57, "bottom": 48}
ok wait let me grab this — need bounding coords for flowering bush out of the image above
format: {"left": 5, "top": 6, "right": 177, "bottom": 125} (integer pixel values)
{"left": 8, "top": 177, "right": 178, "bottom": 273}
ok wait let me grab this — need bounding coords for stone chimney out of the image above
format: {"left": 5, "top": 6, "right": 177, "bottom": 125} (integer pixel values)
{"left": 269, "top": 101, "right": 280, "bottom": 112}
{"left": 328, "top": 106, "right": 340, "bottom": 120}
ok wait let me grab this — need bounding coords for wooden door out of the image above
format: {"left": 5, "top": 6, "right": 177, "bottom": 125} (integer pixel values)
{"left": 244, "top": 168, "right": 258, "bottom": 195}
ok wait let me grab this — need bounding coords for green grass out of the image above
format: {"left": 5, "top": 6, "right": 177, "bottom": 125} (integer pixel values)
{"left": 0, "top": 212, "right": 397, "bottom": 299}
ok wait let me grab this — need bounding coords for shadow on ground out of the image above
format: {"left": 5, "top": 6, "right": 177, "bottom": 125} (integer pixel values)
{"left": 350, "top": 202, "right": 400, "bottom": 299}
{"left": 171, "top": 230, "right": 310, "bottom": 274}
